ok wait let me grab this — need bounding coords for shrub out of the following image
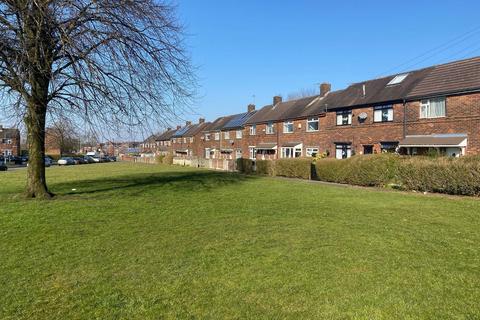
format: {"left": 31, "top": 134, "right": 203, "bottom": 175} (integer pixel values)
{"left": 236, "top": 158, "right": 254, "bottom": 174}
{"left": 315, "top": 154, "right": 400, "bottom": 187}
{"left": 156, "top": 154, "right": 165, "bottom": 164}
{"left": 274, "top": 158, "right": 312, "bottom": 179}
{"left": 162, "top": 153, "right": 173, "bottom": 165}
{"left": 255, "top": 160, "right": 274, "bottom": 175}
{"left": 396, "top": 156, "right": 480, "bottom": 196}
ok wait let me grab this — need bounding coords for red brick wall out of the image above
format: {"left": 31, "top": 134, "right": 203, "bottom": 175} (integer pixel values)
{"left": 0, "top": 129, "right": 21, "bottom": 157}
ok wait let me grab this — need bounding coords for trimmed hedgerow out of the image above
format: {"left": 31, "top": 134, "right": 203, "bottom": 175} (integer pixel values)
{"left": 236, "top": 158, "right": 254, "bottom": 174}
{"left": 396, "top": 156, "right": 480, "bottom": 196}
{"left": 274, "top": 158, "right": 312, "bottom": 180}
{"left": 162, "top": 153, "right": 173, "bottom": 165}
{"left": 255, "top": 160, "right": 275, "bottom": 176}
{"left": 315, "top": 154, "right": 400, "bottom": 187}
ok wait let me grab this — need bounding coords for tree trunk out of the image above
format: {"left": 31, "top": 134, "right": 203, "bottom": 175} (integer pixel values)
{"left": 24, "top": 101, "right": 52, "bottom": 199}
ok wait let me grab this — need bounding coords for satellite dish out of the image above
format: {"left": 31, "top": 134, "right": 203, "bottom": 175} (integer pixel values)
{"left": 358, "top": 112, "right": 368, "bottom": 120}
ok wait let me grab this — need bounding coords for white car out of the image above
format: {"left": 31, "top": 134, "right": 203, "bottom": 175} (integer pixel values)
{"left": 58, "top": 157, "right": 75, "bottom": 165}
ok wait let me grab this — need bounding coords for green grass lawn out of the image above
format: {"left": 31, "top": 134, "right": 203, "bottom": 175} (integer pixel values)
{"left": 1, "top": 163, "right": 480, "bottom": 319}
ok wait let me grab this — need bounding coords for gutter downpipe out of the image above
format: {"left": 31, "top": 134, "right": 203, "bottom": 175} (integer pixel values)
{"left": 403, "top": 99, "right": 407, "bottom": 138}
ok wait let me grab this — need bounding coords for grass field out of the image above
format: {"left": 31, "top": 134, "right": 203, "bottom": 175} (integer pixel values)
{"left": 1, "top": 162, "right": 480, "bottom": 319}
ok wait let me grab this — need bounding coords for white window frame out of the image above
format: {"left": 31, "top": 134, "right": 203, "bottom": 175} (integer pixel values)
{"left": 374, "top": 105, "right": 394, "bottom": 122}
{"left": 183, "top": 138, "right": 187, "bottom": 143}
{"left": 189, "top": 137, "right": 194, "bottom": 143}
{"left": 250, "top": 125, "right": 256, "bottom": 135}
{"left": 249, "top": 147, "right": 256, "bottom": 160}
{"left": 266, "top": 122, "right": 275, "bottom": 134}
{"left": 387, "top": 73, "right": 409, "bottom": 86}
{"left": 335, "top": 144, "right": 352, "bottom": 159}
{"left": 420, "top": 97, "right": 446, "bottom": 119}
{"left": 235, "top": 149, "right": 242, "bottom": 159}
{"left": 205, "top": 133, "right": 210, "bottom": 141}
{"left": 306, "top": 147, "right": 319, "bottom": 157}
{"left": 281, "top": 146, "right": 302, "bottom": 158}
{"left": 306, "top": 117, "right": 319, "bottom": 132}
{"left": 283, "top": 121, "right": 294, "bottom": 133}
{"left": 336, "top": 111, "right": 352, "bottom": 126}
{"left": 214, "top": 132, "right": 220, "bottom": 141}
{"left": 224, "top": 131, "right": 230, "bottom": 140}
{"left": 236, "top": 130, "right": 242, "bottom": 139}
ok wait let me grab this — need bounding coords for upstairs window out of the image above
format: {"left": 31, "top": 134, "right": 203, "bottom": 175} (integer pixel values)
{"left": 250, "top": 125, "right": 256, "bottom": 135}
{"left": 214, "top": 132, "right": 220, "bottom": 141}
{"left": 336, "top": 110, "right": 352, "bottom": 126}
{"left": 374, "top": 105, "right": 393, "bottom": 122}
{"left": 189, "top": 137, "right": 193, "bottom": 143}
{"left": 283, "top": 121, "right": 294, "bottom": 133}
{"left": 266, "top": 122, "right": 275, "bottom": 134}
{"left": 307, "top": 117, "right": 319, "bottom": 131}
{"left": 387, "top": 73, "right": 409, "bottom": 85}
{"left": 224, "top": 131, "right": 230, "bottom": 140}
{"left": 183, "top": 138, "right": 187, "bottom": 143}
{"left": 205, "top": 133, "right": 210, "bottom": 141}
{"left": 420, "top": 98, "right": 446, "bottom": 119}
{"left": 236, "top": 130, "right": 242, "bottom": 139}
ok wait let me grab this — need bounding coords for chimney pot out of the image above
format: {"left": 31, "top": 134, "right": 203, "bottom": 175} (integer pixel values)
{"left": 176, "top": 125, "right": 181, "bottom": 130}
{"left": 273, "top": 96, "right": 282, "bottom": 105}
{"left": 199, "top": 118, "right": 205, "bottom": 124}
{"left": 167, "top": 127, "right": 172, "bottom": 131}
{"left": 186, "top": 121, "right": 192, "bottom": 126}
{"left": 247, "top": 104, "right": 255, "bottom": 113}
{"left": 320, "top": 82, "right": 331, "bottom": 97}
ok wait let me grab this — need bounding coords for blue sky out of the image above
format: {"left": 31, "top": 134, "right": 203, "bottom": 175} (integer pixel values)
{"left": 178, "top": 0, "right": 480, "bottom": 123}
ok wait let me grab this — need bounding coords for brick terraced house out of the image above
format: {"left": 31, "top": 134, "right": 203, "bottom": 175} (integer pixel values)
{"left": 171, "top": 119, "right": 210, "bottom": 158}
{"left": 155, "top": 56, "right": 480, "bottom": 164}
{"left": 0, "top": 125, "right": 21, "bottom": 157}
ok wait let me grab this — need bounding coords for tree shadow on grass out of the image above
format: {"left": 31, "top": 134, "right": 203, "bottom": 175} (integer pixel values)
{"left": 51, "top": 170, "right": 256, "bottom": 197}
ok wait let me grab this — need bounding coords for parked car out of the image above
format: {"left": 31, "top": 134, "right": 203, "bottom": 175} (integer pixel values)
{"left": 0, "top": 163, "right": 7, "bottom": 171}
{"left": 84, "top": 156, "right": 95, "bottom": 164}
{"left": 58, "top": 157, "right": 75, "bottom": 165}
{"left": 110, "top": 156, "right": 117, "bottom": 162}
{"left": 73, "top": 157, "right": 87, "bottom": 164}
{"left": 44, "top": 157, "right": 52, "bottom": 167}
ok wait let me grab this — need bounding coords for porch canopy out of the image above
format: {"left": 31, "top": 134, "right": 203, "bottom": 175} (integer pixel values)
{"left": 175, "top": 149, "right": 188, "bottom": 154}
{"left": 399, "top": 134, "right": 467, "bottom": 148}
{"left": 282, "top": 142, "right": 302, "bottom": 147}
{"left": 220, "top": 149, "right": 233, "bottom": 154}
{"left": 256, "top": 143, "right": 277, "bottom": 150}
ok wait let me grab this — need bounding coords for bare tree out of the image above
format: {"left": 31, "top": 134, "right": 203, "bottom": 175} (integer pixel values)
{"left": 46, "top": 117, "right": 79, "bottom": 155}
{"left": 0, "top": 0, "right": 195, "bottom": 198}
{"left": 286, "top": 87, "right": 318, "bottom": 101}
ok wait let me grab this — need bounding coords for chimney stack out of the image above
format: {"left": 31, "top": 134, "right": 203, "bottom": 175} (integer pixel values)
{"left": 176, "top": 125, "right": 181, "bottom": 130}
{"left": 320, "top": 82, "right": 331, "bottom": 97}
{"left": 186, "top": 121, "right": 192, "bottom": 126}
{"left": 198, "top": 118, "right": 205, "bottom": 124}
{"left": 167, "top": 127, "right": 172, "bottom": 131}
{"left": 247, "top": 104, "right": 255, "bottom": 113}
{"left": 273, "top": 95, "right": 282, "bottom": 105}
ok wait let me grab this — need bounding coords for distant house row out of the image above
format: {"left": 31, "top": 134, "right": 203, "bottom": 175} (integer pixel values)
{"left": 142, "top": 56, "right": 480, "bottom": 161}
{"left": 0, "top": 125, "right": 20, "bottom": 157}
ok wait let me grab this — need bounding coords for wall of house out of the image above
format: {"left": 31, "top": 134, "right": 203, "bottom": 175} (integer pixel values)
{"left": 0, "top": 129, "right": 21, "bottom": 157}
{"left": 405, "top": 93, "right": 480, "bottom": 155}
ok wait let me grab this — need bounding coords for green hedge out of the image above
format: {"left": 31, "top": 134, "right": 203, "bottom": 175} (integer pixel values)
{"left": 236, "top": 158, "right": 254, "bottom": 174}
{"left": 255, "top": 160, "right": 274, "bottom": 175}
{"left": 315, "top": 154, "right": 400, "bottom": 187}
{"left": 162, "top": 153, "right": 173, "bottom": 165}
{"left": 396, "top": 156, "right": 480, "bottom": 196}
{"left": 274, "top": 158, "right": 312, "bottom": 180}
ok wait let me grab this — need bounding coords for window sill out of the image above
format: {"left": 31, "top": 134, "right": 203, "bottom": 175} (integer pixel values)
{"left": 419, "top": 116, "right": 446, "bottom": 119}
{"left": 306, "top": 130, "right": 319, "bottom": 133}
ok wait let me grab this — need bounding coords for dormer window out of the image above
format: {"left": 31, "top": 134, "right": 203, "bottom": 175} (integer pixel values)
{"left": 387, "top": 73, "right": 409, "bottom": 86}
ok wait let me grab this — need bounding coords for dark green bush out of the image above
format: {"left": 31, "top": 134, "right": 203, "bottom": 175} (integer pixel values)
{"left": 255, "top": 160, "right": 274, "bottom": 175}
{"left": 274, "top": 158, "right": 312, "bottom": 179}
{"left": 315, "top": 154, "right": 400, "bottom": 186}
{"left": 236, "top": 158, "right": 254, "bottom": 174}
